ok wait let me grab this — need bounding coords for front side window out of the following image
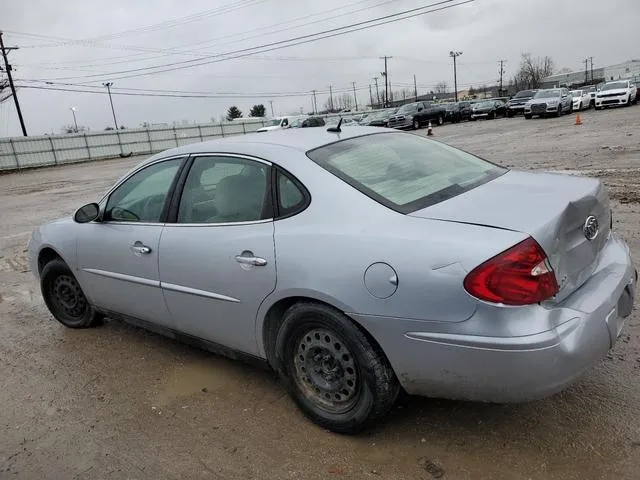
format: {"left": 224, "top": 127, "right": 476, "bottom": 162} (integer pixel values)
{"left": 105, "top": 158, "right": 182, "bottom": 222}
{"left": 178, "top": 156, "right": 270, "bottom": 223}
{"left": 307, "top": 132, "right": 505, "bottom": 213}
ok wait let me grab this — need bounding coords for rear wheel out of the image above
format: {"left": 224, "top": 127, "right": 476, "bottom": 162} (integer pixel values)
{"left": 524, "top": 114, "right": 532, "bottom": 119}
{"left": 275, "top": 302, "right": 399, "bottom": 434}
{"left": 40, "top": 258, "right": 103, "bottom": 328}
{"left": 436, "top": 115, "right": 444, "bottom": 126}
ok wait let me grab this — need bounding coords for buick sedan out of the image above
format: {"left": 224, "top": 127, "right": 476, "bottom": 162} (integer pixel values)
{"left": 29, "top": 127, "right": 636, "bottom": 433}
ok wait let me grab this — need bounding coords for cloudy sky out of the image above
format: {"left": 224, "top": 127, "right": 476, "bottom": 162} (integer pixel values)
{"left": 1, "top": 0, "right": 639, "bottom": 136}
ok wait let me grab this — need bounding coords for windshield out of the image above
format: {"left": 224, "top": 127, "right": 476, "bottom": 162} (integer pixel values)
{"left": 444, "top": 103, "right": 456, "bottom": 111}
{"left": 306, "top": 132, "right": 505, "bottom": 213}
{"left": 268, "top": 118, "right": 283, "bottom": 126}
{"left": 515, "top": 90, "right": 535, "bottom": 98}
{"left": 289, "top": 118, "right": 304, "bottom": 128}
{"left": 602, "top": 82, "right": 628, "bottom": 90}
{"left": 570, "top": 90, "right": 582, "bottom": 96}
{"left": 475, "top": 101, "right": 493, "bottom": 108}
{"left": 397, "top": 103, "right": 418, "bottom": 113}
{"left": 534, "top": 89, "right": 562, "bottom": 99}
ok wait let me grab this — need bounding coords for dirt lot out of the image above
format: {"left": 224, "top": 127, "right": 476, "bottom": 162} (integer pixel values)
{"left": 1, "top": 106, "right": 640, "bottom": 480}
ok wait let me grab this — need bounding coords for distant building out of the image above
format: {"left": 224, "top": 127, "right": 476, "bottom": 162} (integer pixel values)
{"left": 540, "top": 59, "right": 640, "bottom": 88}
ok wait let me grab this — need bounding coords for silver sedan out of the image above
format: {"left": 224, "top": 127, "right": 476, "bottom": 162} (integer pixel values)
{"left": 29, "top": 127, "right": 636, "bottom": 433}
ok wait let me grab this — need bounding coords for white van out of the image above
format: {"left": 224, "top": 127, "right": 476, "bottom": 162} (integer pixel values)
{"left": 256, "top": 115, "right": 307, "bottom": 132}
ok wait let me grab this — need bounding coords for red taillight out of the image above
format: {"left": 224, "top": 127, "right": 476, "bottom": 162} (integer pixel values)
{"left": 464, "top": 237, "right": 559, "bottom": 306}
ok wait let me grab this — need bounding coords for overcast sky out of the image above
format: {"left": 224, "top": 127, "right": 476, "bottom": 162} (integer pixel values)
{"left": 1, "top": 0, "right": 639, "bottom": 136}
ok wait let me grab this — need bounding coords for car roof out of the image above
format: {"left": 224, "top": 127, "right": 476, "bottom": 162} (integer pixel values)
{"left": 140, "top": 126, "right": 391, "bottom": 166}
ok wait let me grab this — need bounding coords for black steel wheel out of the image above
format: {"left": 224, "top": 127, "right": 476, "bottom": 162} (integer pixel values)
{"left": 41, "top": 258, "right": 102, "bottom": 328}
{"left": 275, "top": 302, "right": 399, "bottom": 434}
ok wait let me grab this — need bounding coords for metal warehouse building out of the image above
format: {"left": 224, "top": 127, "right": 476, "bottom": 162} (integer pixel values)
{"left": 540, "top": 59, "right": 640, "bottom": 88}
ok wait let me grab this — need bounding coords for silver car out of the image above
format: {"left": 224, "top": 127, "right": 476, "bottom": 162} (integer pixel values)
{"left": 29, "top": 127, "right": 636, "bottom": 433}
{"left": 524, "top": 88, "right": 573, "bottom": 118}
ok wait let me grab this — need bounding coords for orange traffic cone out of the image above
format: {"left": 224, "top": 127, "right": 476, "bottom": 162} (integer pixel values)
{"left": 427, "top": 121, "right": 433, "bottom": 136}
{"left": 575, "top": 113, "right": 583, "bottom": 126}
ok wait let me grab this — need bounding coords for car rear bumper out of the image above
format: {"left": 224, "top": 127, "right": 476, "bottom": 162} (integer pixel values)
{"left": 352, "top": 234, "right": 636, "bottom": 403}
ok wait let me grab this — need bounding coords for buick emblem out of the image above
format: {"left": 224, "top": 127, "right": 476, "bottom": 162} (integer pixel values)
{"left": 583, "top": 215, "right": 599, "bottom": 241}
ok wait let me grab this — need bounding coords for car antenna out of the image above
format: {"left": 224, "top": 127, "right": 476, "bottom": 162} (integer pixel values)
{"left": 327, "top": 117, "right": 343, "bottom": 133}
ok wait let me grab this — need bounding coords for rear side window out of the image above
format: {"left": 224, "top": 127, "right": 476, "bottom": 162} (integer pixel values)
{"left": 306, "top": 132, "right": 505, "bottom": 213}
{"left": 276, "top": 170, "right": 308, "bottom": 217}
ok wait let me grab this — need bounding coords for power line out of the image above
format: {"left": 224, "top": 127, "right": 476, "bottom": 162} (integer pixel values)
{"left": 8, "top": 0, "right": 395, "bottom": 68}
{"left": 16, "top": 83, "right": 371, "bottom": 99}
{"left": 28, "top": 0, "right": 475, "bottom": 83}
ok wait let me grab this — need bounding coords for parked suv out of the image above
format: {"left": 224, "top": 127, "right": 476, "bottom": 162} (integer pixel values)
{"left": 524, "top": 88, "right": 573, "bottom": 118}
{"left": 595, "top": 80, "right": 637, "bottom": 109}
{"left": 506, "top": 89, "right": 538, "bottom": 117}
{"left": 387, "top": 101, "right": 446, "bottom": 129}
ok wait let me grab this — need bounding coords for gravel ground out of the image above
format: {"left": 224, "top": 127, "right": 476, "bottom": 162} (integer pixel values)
{"left": 1, "top": 105, "right": 639, "bottom": 479}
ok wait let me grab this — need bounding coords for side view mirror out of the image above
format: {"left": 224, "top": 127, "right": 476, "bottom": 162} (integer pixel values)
{"left": 74, "top": 203, "right": 100, "bottom": 223}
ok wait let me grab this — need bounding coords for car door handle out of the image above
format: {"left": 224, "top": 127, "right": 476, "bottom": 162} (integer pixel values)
{"left": 235, "top": 254, "right": 267, "bottom": 267}
{"left": 130, "top": 242, "right": 152, "bottom": 255}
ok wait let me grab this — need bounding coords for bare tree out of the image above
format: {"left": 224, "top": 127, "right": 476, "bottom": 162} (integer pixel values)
{"left": 514, "top": 53, "right": 555, "bottom": 89}
{"left": 435, "top": 81, "right": 448, "bottom": 94}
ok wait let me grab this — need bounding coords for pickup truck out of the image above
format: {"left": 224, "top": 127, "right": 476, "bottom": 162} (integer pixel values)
{"left": 387, "top": 101, "right": 447, "bottom": 130}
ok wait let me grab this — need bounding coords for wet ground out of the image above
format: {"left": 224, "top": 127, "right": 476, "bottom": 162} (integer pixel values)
{"left": 1, "top": 106, "right": 640, "bottom": 479}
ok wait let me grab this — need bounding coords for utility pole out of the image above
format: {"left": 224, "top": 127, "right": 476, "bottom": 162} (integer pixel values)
{"left": 373, "top": 77, "right": 380, "bottom": 108}
{"left": 369, "top": 84, "right": 374, "bottom": 108}
{"left": 450, "top": 51, "right": 462, "bottom": 102}
{"left": 589, "top": 56, "right": 594, "bottom": 83}
{"left": 0, "top": 31, "right": 27, "bottom": 136}
{"left": 498, "top": 60, "right": 506, "bottom": 95}
{"left": 584, "top": 58, "right": 589, "bottom": 84}
{"left": 328, "top": 85, "right": 334, "bottom": 112}
{"left": 351, "top": 82, "right": 358, "bottom": 111}
{"left": 380, "top": 56, "right": 392, "bottom": 107}
{"left": 311, "top": 90, "right": 317, "bottom": 114}
{"left": 102, "top": 82, "right": 119, "bottom": 130}
{"left": 413, "top": 74, "right": 418, "bottom": 101}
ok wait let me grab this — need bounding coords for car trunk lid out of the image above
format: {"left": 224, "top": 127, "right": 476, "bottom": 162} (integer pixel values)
{"left": 409, "top": 170, "right": 611, "bottom": 302}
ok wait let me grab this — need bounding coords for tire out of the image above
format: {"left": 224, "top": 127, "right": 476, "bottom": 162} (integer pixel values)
{"left": 412, "top": 118, "right": 420, "bottom": 130}
{"left": 489, "top": 111, "right": 496, "bottom": 120}
{"left": 579, "top": 101, "right": 583, "bottom": 111}
{"left": 436, "top": 115, "right": 444, "bottom": 126}
{"left": 507, "top": 110, "right": 514, "bottom": 118}
{"left": 40, "top": 258, "right": 103, "bottom": 328}
{"left": 275, "top": 302, "right": 399, "bottom": 434}
{"left": 524, "top": 114, "right": 532, "bottom": 119}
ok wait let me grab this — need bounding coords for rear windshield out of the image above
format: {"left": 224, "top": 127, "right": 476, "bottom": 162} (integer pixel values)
{"left": 306, "top": 132, "right": 506, "bottom": 213}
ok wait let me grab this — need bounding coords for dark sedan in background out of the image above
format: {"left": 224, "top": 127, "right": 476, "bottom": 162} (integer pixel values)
{"left": 361, "top": 108, "right": 398, "bottom": 127}
{"left": 470, "top": 100, "right": 507, "bottom": 120}
{"left": 443, "top": 101, "right": 472, "bottom": 123}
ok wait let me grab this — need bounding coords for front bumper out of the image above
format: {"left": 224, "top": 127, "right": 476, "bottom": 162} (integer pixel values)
{"left": 470, "top": 112, "right": 490, "bottom": 119}
{"left": 388, "top": 119, "right": 413, "bottom": 129}
{"left": 352, "top": 234, "right": 636, "bottom": 403}
{"left": 596, "top": 95, "right": 629, "bottom": 107}
{"left": 507, "top": 104, "right": 527, "bottom": 113}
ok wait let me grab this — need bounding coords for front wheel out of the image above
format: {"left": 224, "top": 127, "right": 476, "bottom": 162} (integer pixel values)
{"left": 436, "top": 115, "right": 444, "bottom": 126}
{"left": 524, "top": 114, "right": 532, "bottom": 119}
{"left": 41, "top": 258, "right": 103, "bottom": 328}
{"left": 412, "top": 118, "right": 420, "bottom": 130}
{"left": 275, "top": 302, "right": 399, "bottom": 434}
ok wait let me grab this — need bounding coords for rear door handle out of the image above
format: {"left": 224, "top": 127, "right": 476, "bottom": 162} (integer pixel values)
{"left": 235, "top": 253, "right": 267, "bottom": 267}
